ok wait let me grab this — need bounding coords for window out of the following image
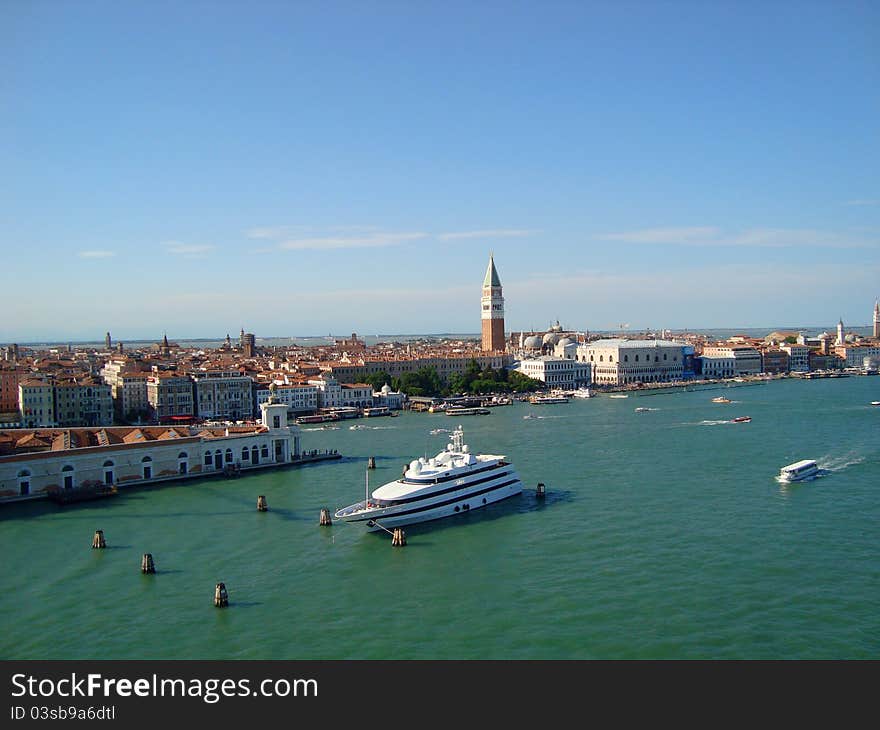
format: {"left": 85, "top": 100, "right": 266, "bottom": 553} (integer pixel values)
{"left": 225, "top": 449, "right": 233, "bottom": 463}
{"left": 242, "top": 447, "right": 250, "bottom": 461}
{"left": 261, "top": 444, "right": 269, "bottom": 459}
{"left": 204, "top": 453, "right": 212, "bottom": 466}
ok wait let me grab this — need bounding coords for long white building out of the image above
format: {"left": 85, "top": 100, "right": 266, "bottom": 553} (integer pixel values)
{"left": 576, "top": 339, "right": 685, "bottom": 386}
{"left": 515, "top": 357, "right": 590, "bottom": 389}
{"left": 0, "top": 400, "right": 302, "bottom": 503}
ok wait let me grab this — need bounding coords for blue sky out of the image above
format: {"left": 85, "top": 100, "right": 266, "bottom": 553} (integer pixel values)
{"left": 2, "top": 1, "right": 878, "bottom": 341}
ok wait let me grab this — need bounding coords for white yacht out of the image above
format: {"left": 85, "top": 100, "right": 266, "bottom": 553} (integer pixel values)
{"left": 571, "top": 387, "right": 592, "bottom": 399}
{"left": 778, "top": 460, "right": 819, "bottom": 483}
{"left": 334, "top": 426, "right": 523, "bottom": 531}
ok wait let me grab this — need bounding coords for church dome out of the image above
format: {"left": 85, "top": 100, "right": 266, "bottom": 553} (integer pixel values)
{"left": 542, "top": 332, "right": 560, "bottom": 345}
{"left": 556, "top": 337, "right": 574, "bottom": 347}
{"left": 523, "top": 335, "right": 542, "bottom": 349}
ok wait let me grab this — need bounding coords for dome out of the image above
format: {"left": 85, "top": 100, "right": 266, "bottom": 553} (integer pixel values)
{"left": 557, "top": 337, "right": 574, "bottom": 347}
{"left": 542, "top": 332, "right": 560, "bottom": 345}
{"left": 523, "top": 335, "right": 542, "bottom": 349}
{"left": 381, "top": 383, "right": 392, "bottom": 394}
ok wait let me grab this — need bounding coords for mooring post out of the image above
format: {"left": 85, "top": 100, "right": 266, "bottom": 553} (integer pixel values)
{"left": 92, "top": 530, "right": 106, "bottom": 549}
{"left": 257, "top": 495, "right": 268, "bottom": 512}
{"left": 536, "top": 482, "right": 546, "bottom": 498}
{"left": 319, "top": 508, "right": 332, "bottom": 526}
{"left": 141, "top": 553, "right": 155, "bottom": 574}
{"left": 214, "top": 582, "right": 229, "bottom": 608}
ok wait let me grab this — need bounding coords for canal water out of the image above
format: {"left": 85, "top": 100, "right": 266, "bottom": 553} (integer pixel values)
{"left": 1, "top": 376, "right": 878, "bottom": 658}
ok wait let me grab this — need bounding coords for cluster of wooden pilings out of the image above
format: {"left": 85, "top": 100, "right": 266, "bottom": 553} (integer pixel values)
{"left": 214, "top": 582, "right": 229, "bottom": 608}
{"left": 391, "top": 528, "right": 407, "bottom": 547}
{"left": 141, "top": 553, "right": 156, "bottom": 574}
{"left": 91, "top": 530, "right": 106, "bottom": 549}
{"left": 257, "top": 495, "right": 268, "bottom": 512}
{"left": 319, "top": 508, "right": 332, "bottom": 526}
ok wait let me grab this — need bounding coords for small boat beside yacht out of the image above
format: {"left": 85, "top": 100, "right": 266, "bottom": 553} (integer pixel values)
{"left": 334, "top": 426, "right": 523, "bottom": 531}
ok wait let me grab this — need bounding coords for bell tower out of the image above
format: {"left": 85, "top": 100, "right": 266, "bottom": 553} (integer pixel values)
{"left": 873, "top": 301, "right": 879, "bottom": 339}
{"left": 481, "top": 253, "right": 505, "bottom": 352}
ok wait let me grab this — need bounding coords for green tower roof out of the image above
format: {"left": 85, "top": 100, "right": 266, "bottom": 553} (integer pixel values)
{"left": 483, "top": 254, "right": 501, "bottom": 288}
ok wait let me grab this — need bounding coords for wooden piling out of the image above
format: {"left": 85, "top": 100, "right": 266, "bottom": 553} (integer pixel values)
{"left": 257, "top": 495, "right": 268, "bottom": 512}
{"left": 214, "top": 582, "right": 228, "bottom": 607}
{"left": 92, "top": 530, "right": 106, "bottom": 549}
{"left": 319, "top": 508, "right": 332, "bottom": 526}
{"left": 141, "top": 553, "right": 156, "bottom": 574}
{"left": 391, "top": 528, "right": 407, "bottom": 547}
{"left": 368, "top": 456, "right": 376, "bottom": 469}
{"left": 536, "top": 482, "right": 546, "bottom": 498}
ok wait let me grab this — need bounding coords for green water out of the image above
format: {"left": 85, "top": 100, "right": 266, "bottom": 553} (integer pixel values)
{"left": 1, "top": 377, "right": 878, "bottom": 659}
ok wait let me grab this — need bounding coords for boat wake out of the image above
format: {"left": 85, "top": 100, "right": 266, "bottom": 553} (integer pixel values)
{"left": 429, "top": 428, "right": 451, "bottom": 435}
{"left": 696, "top": 419, "right": 733, "bottom": 426}
{"left": 818, "top": 452, "right": 865, "bottom": 474}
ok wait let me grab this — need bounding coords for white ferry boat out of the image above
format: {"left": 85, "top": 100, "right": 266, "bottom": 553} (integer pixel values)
{"left": 334, "top": 426, "right": 523, "bottom": 531}
{"left": 571, "top": 388, "right": 592, "bottom": 399}
{"left": 778, "top": 460, "right": 819, "bottom": 483}
{"left": 529, "top": 394, "right": 569, "bottom": 404}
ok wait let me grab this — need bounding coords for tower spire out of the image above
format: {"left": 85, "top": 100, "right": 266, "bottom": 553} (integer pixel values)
{"left": 481, "top": 253, "right": 505, "bottom": 352}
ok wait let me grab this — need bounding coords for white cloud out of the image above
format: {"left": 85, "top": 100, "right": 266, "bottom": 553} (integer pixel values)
{"left": 278, "top": 232, "right": 428, "bottom": 250}
{"left": 163, "top": 242, "right": 215, "bottom": 256}
{"left": 77, "top": 250, "right": 116, "bottom": 259}
{"left": 597, "top": 226, "right": 875, "bottom": 249}
{"left": 437, "top": 229, "right": 539, "bottom": 240}
{"left": 597, "top": 227, "right": 720, "bottom": 244}
{"left": 844, "top": 199, "right": 880, "bottom": 206}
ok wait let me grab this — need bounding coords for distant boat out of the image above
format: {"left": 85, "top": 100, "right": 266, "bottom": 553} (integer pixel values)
{"left": 608, "top": 394, "right": 628, "bottom": 399}
{"left": 445, "top": 407, "right": 490, "bottom": 416}
{"left": 634, "top": 407, "right": 652, "bottom": 413}
{"left": 870, "top": 401, "right": 880, "bottom": 406}
{"left": 731, "top": 416, "right": 751, "bottom": 423}
{"left": 712, "top": 397, "right": 731, "bottom": 403}
{"left": 571, "top": 388, "right": 592, "bottom": 399}
{"left": 529, "top": 395, "right": 569, "bottom": 404}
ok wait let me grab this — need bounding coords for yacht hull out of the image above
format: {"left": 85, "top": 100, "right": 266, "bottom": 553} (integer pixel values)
{"left": 337, "top": 472, "right": 523, "bottom": 532}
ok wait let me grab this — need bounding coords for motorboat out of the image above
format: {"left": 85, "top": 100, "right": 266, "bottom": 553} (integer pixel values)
{"left": 711, "top": 397, "right": 731, "bottom": 403}
{"left": 608, "top": 394, "right": 628, "bottom": 399}
{"left": 778, "top": 460, "right": 819, "bottom": 483}
{"left": 731, "top": 416, "right": 751, "bottom": 423}
{"left": 571, "top": 388, "right": 592, "bottom": 399}
{"left": 334, "top": 426, "right": 523, "bottom": 531}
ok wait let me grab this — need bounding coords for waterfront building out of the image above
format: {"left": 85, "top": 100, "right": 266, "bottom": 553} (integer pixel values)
{"left": 307, "top": 376, "right": 372, "bottom": 409}
{"left": 780, "top": 344, "right": 809, "bottom": 372}
{"left": 18, "top": 379, "right": 56, "bottom": 428}
{"left": 481, "top": 253, "right": 506, "bottom": 352}
{"left": 700, "top": 345, "right": 763, "bottom": 376}
{"left": 146, "top": 373, "right": 195, "bottom": 422}
{"left": 322, "top": 352, "right": 510, "bottom": 385}
{"left": 53, "top": 378, "right": 113, "bottom": 427}
{"left": 372, "top": 383, "right": 406, "bottom": 411}
{"left": 834, "top": 344, "right": 880, "bottom": 369}
{"left": 515, "top": 356, "right": 590, "bottom": 389}
{"left": 191, "top": 370, "right": 253, "bottom": 421}
{"left": 698, "top": 355, "right": 736, "bottom": 379}
{"left": 255, "top": 382, "right": 319, "bottom": 415}
{"left": 761, "top": 349, "right": 790, "bottom": 374}
{"left": 577, "top": 339, "right": 685, "bottom": 386}
{"left": 0, "top": 398, "right": 302, "bottom": 503}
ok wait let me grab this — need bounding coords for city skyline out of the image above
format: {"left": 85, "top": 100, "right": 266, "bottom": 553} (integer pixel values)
{"left": 3, "top": 2, "right": 879, "bottom": 340}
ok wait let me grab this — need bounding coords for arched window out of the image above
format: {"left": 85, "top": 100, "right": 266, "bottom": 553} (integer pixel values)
{"left": 599, "top": 355, "right": 604, "bottom": 362}
{"left": 204, "top": 452, "right": 212, "bottom": 466}
{"left": 261, "top": 444, "right": 269, "bottom": 459}
{"left": 225, "top": 448, "right": 233, "bottom": 463}
{"left": 178, "top": 451, "right": 188, "bottom": 475}
{"left": 635, "top": 354, "right": 639, "bottom": 362}
{"left": 141, "top": 455, "right": 152, "bottom": 480}
{"left": 242, "top": 446, "right": 250, "bottom": 461}
{"left": 252, "top": 445, "right": 259, "bottom": 464}
{"left": 624, "top": 355, "right": 628, "bottom": 362}
{"left": 62, "top": 464, "right": 75, "bottom": 490}
{"left": 177, "top": 452, "right": 188, "bottom": 459}
{"left": 103, "top": 460, "right": 115, "bottom": 485}
{"left": 663, "top": 354, "right": 667, "bottom": 361}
